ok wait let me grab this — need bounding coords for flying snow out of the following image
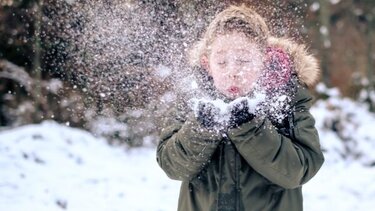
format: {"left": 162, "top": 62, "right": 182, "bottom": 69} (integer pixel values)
{"left": 42, "top": 0, "right": 309, "bottom": 121}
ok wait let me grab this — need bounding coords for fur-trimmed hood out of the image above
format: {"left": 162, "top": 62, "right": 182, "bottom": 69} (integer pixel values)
{"left": 267, "top": 37, "right": 320, "bottom": 88}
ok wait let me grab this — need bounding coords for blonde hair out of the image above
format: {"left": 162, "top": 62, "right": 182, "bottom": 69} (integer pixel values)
{"left": 188, "top": 5, "right": 270, "bottom": 67}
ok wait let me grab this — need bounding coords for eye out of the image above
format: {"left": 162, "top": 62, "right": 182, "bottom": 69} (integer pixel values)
{"left": 237, "top": 59, "right": 251, "bottom": 64}
{"left": 217, "top": 61, "right": 226, "bottom": 66}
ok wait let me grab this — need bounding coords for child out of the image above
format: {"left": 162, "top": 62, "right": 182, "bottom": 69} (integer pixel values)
{"left": 157, "top": 5, "right": 324, "bottom": 211}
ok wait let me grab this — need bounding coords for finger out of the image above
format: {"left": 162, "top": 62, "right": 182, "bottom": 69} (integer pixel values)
{"left": 197, "top": 102, "right": 206, "bottom": 117}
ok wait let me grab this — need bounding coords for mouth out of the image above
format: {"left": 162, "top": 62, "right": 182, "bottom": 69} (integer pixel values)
{"left": 227, "top": 86, "right": 240, "bottom": 94}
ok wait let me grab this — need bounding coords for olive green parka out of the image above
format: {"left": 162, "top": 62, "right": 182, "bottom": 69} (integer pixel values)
{"left": 156, "top": 37, "right": 324, "bottom": 211}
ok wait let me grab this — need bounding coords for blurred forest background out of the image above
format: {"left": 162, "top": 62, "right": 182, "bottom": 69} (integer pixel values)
{"left": 0, "top": 0, "right": 374, "bottom": 146}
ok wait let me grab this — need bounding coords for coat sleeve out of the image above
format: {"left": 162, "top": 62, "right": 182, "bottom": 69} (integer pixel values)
{"left": 227, "top": 86, "right": 324, "bottom": 189}
{"left": 156, "top": 110, "right": 222, "bottom": 181}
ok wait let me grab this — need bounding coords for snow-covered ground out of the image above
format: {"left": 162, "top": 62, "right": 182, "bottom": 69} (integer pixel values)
{"left": 1, "top": 95, "right": 375, "bottom": 211}
{"left": 0, "top": 121, "right": 180, "bottom": 211}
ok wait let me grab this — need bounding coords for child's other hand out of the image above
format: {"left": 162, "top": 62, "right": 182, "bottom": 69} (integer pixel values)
{"left": 196, "top": 101, "right": 221, "bottom": 129}
{"left": 262, "top": 47, "right": 292, "bottom": 91}
{"left": 229, "top": 99, "right": 255, "bottom": 127}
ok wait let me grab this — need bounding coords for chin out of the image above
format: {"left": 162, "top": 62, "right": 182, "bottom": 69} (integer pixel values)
{"left": 226, "top": 92, "right": 241, "bottom": 99}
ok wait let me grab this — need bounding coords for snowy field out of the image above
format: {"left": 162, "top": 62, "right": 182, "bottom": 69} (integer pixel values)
{"left": 1, "top": 95, "right": 375, "bottom": 211}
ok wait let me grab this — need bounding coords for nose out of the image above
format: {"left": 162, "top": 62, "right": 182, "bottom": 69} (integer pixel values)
{"left": 229, "top": 72, "right": 239, "bottom": 80}
{"left": 227, "top": 64, "right": 240, "bottom": 79}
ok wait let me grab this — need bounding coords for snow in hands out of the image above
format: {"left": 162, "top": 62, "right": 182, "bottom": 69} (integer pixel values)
{"left": 190, "top": 92, "right": 266, "bottom": 129}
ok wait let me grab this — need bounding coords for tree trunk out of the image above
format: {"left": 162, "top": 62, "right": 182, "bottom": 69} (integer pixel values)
{"left": 318, "top": 0, "right": 331, "bottom": 86}
{"left": 33, "top": 0, "right": 42, "bottom": 95}
{"left": 32, "top": 0, "right": 47, "bottom": 119}
{"left": 366, "top": 14, "right": 374, "bottom": 111}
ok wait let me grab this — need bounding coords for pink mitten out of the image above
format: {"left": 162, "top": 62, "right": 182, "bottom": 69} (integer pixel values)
{"left": 260, "top": 47, "right": 293, "bottom": 91}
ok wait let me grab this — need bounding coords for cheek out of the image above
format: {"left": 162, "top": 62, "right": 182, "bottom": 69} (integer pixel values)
{"left": 212, "top": 73, "right": 227, "bottom": 85}
{"left": 209, "top": 66, "right": 225, "bottom": 81}
{"left": 241, "top": 62, "right": 263, "bottom": 80}
{"left": 210, "top": 71, "right": 228, "bottom": 89}
{"left": 242, "top": 71, "right": 260, "bottom": 83}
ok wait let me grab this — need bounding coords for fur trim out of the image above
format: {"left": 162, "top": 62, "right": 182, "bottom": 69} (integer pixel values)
{"left": 267, "top": 37, "right": 320, "bottom": 87}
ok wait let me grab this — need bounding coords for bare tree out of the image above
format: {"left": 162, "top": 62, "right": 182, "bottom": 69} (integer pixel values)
{"left": 32, "top": 0, "right": 44, "bottom": 110}
{"left": 363, "top": 0, "right": 375, "bottom": 111}
{"left": 318, "top": 0, "right": 331, "bottom": 86}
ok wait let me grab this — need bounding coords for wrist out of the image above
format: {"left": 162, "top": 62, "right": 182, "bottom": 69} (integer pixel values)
{"left": 183, "top": 113, "right": 224, "bottom": 141}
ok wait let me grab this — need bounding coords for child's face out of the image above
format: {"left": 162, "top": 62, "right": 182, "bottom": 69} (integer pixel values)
{"left": 203, "top": 32, "right": 264, "bottom": 99}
